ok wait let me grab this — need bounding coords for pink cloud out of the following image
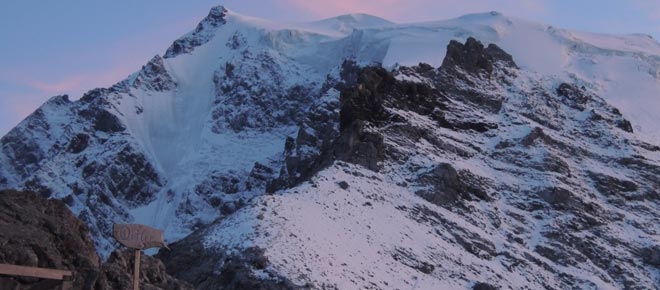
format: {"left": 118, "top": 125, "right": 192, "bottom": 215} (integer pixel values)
{"left": 26, "top": 76, "right": 86, "bottom": 94}
{"left": 0, "top": 65, "right": 136, "bottom": 136}
{"left": 1, "top": 65, "right": 132, "bottom": 98}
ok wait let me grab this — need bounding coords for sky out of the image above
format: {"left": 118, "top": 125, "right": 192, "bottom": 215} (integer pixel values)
{"left": 1, "top": 0, "right": 659, "bottom": 136}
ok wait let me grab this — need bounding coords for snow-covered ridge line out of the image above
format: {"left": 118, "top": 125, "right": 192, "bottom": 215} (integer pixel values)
{"left": 159, "top": 5, "right": 660, "bottom": 142}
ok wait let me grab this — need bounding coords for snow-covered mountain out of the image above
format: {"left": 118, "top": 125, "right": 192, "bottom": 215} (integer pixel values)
{"left": 1, "top": 5, "right": 659, "bottom": 289}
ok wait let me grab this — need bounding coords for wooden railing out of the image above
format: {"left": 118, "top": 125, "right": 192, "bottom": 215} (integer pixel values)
{"left": 0, "top": 263, "right": 73, "bottom": 290}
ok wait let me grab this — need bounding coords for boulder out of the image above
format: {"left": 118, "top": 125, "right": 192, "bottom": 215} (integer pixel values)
{"left": 158, "top": 231, "right": 309, "bottom": 290}
{"left": 641, "top": 246, "right": 660, "bottom": 268}
{"left": 473, "top": 282, "right": 499, "bottom": 290}
{"left": 415, "top": 163, "right": 469, "bottom": 206}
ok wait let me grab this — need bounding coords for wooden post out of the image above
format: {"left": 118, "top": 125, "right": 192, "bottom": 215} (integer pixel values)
{"left": 112, "top": 224, "right": 168, "bottom": 290}
{"left": 133, "top": 250, "right": 141, "bottom": 290}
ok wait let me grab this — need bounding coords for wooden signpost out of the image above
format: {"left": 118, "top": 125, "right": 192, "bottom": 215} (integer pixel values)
{"left": 112, "top": 224, "right": 168, "bottom": 290}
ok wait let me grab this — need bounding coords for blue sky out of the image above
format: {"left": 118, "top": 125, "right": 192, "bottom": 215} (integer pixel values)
{"left": 1, "top": 0, "right": 659, "bottom": 136}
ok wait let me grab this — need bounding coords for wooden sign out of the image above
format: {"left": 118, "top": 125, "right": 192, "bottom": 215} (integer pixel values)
{"left": 112, "top": 224, "right": 168, "bottom": 290}
{"left": 112, "top": 224, "right": 168, "bottom": 250}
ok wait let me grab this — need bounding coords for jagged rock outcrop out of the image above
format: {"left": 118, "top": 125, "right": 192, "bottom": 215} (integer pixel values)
{"left": 164, "top": 6, "right": 228, "bottom": 58}
{"left": 442, "top": 37, "right": 518, "bottom": 75}
{"left": 0, "top": 190, "right": 191, "bottom": 290}
{"left": 132, "top": 55, "right": 177, "bottom": 92}
{"left": 157, "top": 230, "right": 309, "bottom": 290}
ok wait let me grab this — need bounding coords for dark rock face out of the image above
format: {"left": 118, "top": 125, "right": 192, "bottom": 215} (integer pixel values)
{"left": 415, "top": 163, "right": 468, "bottom": 206}
{"left": 132, "top": 55, "right": 177, "bottom": 92}
{"left": 617, "top": 119, "right": 634, "bottom": 133}
{"left": 339, "top": 67, "right": 393, "bottom": 129}
{"left": 212, "top": 53, "right": 317, "bottom": 132}
{"left": 81, "top": 145, "right": 162, "bottom": 205}
{"left": 641, "top": 246, "right": 660, "bottom": 267}
{"left": 588, "top": 171, "right": 638, "bottom": 196}
{"left": 79, "top": 88, "right": 111, "bottom": 104}
{"left": 268, "top": 89, "right": 341, "bottom": 192}
{"left": 164, "top": 6, "right": 228, "bottom": 58}
{"left": 436, "top": 39, "right": 510, "bottom": 113}
{"left": 0, "top": 130, "right": 44, "bottom": 180}
{"left": 0, "top": 190, "right": 191, "bottom": 290}
{"left": 0, "top": 190, "right": 101, "bottom": 290}
{"left": 158, "top": 230, "right": 308, "bottom": 290}
{"left": 333, "top": 120, "right": 385, "bottom": 172}
{"left": 521, "top": 127, "right": 551, "bottom": 147}
{"left": 556, "top": 83, "right": 589, "bottom": 110}
{"left": 92, "top": 109, "right": 126, "bottom": 133}
{"left": 441, "top": 37, "right": 518, "bottom": 74}
{"left": 538, "top": 187, "right": 579, "bottom": 210}
{"left": 391, "top": 247, "right": 435, "bottom": 274}
{"left": 473, "top": 282, "right": 498, "bottom": 290}
{"left": 67, "top": 133, "right": 90, "bottom": 154}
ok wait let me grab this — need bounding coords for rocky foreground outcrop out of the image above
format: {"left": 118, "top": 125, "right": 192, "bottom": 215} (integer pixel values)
{"left": 0, "top": 190, "right": 192, "bottom": 290}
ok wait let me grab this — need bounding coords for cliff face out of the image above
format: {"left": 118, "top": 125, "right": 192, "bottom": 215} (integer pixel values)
{"left": 0, "top": 190, "right": 191, "bottom": 290}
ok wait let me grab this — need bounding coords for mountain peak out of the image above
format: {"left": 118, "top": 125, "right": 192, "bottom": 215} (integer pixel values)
{"left": 163, "top": 5, "right": 229, "bottom": 58}
{"left": 334, "top": 13, "right": 392, "bottom": 23}
{"left": 452, "top": 10, "right": 512, "bottom": 24}
{"left": 209, "top": 5, "right": 228, "bottom": 15}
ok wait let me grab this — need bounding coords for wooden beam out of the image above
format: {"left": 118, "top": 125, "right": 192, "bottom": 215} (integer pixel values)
{"left": 0, "top": 264, "right": 72, "bottom": 280}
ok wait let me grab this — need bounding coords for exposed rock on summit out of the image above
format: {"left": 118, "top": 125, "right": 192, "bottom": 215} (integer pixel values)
{"left": 442, "top": 37, "right": 518, "bottom": 74}
{"left": 165, "top": 6, "right": 228, "bottom": 58}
